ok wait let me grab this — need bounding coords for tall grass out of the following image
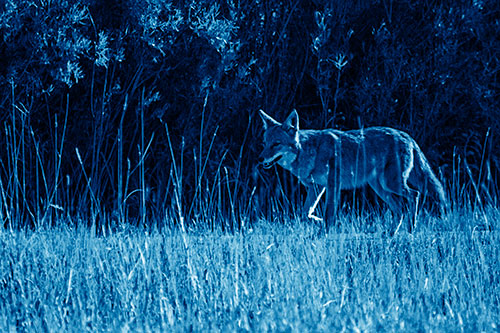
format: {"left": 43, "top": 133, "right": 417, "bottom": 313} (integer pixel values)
{"left": 1, "top": 104, "right": 499, "bottom": 331}
{"left": 0, "top": 213, "right": 499, "bottom": 331}
{"left": 1, "top": 86, "right": 499, "bottom": 330}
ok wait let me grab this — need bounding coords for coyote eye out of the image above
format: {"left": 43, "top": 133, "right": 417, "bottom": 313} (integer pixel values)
{"left": 271, "top": 143, "right": 280, "bottom": 149}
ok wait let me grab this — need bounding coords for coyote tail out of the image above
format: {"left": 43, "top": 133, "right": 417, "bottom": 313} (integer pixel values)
{"left": 413, "top": 149, "right": 449, "bottom": 214}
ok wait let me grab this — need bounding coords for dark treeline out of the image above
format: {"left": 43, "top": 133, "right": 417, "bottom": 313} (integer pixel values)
{"left": 0, "top": 0, "right": 499, "bottom": 229}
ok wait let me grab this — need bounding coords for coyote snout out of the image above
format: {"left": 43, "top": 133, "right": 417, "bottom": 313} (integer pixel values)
{"left": 258, "top": 152, "right": 281, "bottom": 169}
{"left": 259, "top": 109, "right": 448, "bottom": 232}
{"left": 258, "top": 142, "right": 295, "bottom": 169}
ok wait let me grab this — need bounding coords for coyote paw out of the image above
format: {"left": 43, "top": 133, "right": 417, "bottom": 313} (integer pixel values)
{"left": 307, "top": 212, "right": 323, "bottom": 222}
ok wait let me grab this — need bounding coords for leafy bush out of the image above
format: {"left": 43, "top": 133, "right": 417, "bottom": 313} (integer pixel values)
{"left": 0, "top": 0, "right": 498, "bottom": 228}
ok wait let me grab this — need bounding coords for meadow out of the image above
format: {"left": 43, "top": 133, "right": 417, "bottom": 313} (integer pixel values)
{"left": 1, "top": 209, "right": 498, "bottom": 331}
{"left": 1, "top": 1, "right": 500, "bottom": 331}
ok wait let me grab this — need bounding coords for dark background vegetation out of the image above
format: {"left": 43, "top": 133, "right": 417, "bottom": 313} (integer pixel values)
{"left": 0, "top": 0, "right": 499, "bottom": 229}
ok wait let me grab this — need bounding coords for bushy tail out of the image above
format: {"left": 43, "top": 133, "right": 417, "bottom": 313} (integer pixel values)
{"left": 412, "top": 149, "right": 450, "bottom": 215}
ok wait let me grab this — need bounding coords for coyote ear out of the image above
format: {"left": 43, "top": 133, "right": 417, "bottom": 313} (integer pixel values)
{"left": 283, "top": 109, "right": 299, "bottom": 131}
{"left": 259, "top": 109, "right": 280, "bottom": 130}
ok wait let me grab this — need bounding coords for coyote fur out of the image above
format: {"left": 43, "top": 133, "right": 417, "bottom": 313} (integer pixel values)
{"left": 258, "top": 109, "right": 448, "bottom": 232}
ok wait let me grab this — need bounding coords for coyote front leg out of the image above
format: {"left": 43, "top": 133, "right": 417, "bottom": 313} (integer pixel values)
{"left": 306, "top": 187, "right": 325, "bottom": 222}
{"left": 325, "top": 156, "right": 341, "bottom": 231}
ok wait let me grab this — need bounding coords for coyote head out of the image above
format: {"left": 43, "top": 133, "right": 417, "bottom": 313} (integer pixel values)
{"left": 258, "top": 110, "right": 301, "bottom": 169}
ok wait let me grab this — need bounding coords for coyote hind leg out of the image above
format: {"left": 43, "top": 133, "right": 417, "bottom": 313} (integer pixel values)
{"left": 369, "top": 176, "right": 420, "bottom": 234}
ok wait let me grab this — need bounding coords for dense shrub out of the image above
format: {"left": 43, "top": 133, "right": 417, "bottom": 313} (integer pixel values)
{"left": 0, "top": 0, "right": 498, "bottom": 228}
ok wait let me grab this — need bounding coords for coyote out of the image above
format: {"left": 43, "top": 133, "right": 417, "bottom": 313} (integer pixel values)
{"left": 258, "top": 109, "right": 448, "bottom": 232}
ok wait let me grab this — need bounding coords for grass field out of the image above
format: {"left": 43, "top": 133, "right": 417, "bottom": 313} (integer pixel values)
{"left": 0, "top": 209, "right": 499, "bottom": 331}
{"left": 2, "top": 2, "right": 499, "bottom": 331}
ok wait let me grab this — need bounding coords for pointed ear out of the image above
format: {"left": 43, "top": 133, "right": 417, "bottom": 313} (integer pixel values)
{"left": 259, "top": 109, "right": 280, "bottom": 130}
{"left": 283, "top": 109, "right": 299, "bottom": 131}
